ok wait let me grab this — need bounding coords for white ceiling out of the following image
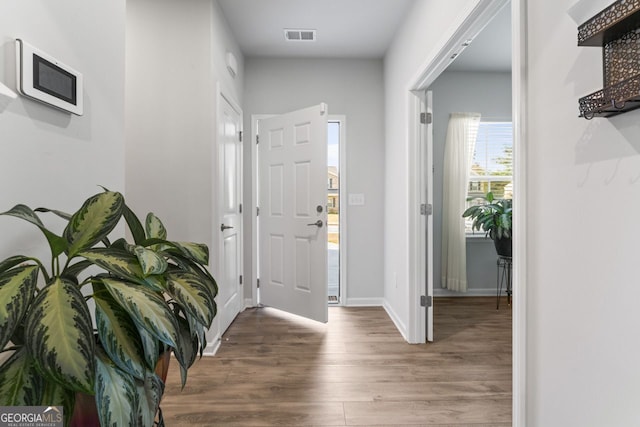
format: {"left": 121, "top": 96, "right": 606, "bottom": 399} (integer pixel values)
{"left": 217, "top": 0, "right": 415, "bottom": 58}
{"left": 447, "top": 3, "right": 511, "bottom": 72}
{"left": 217, "top": 0, "right": 511, "bottom": 71}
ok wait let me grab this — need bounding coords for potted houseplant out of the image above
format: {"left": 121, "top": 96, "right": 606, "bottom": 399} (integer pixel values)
{"left": 462, "top": 191, "right": 512, "bottom": 257}
{"left": 0, "top": 189, "right": 217, "bottom": 426}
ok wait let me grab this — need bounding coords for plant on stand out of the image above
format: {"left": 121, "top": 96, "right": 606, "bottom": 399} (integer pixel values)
{"left": 462, "top": 191, "right": 512, "bottom": 257}
{"left": 0, "top": 190, "right": 217, "bottom": 426}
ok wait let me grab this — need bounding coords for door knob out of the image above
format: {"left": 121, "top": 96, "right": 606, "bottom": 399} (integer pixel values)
{"left": 220, "top": 224, "right": 234, "bottom": 232}
{"left": 307, "top": 220, "right": 323, "bottom": 228}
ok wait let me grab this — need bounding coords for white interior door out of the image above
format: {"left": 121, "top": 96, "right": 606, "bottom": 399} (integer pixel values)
{"left": 218, "top": 94, "right": 243, "bottom": 334}
{"left": 258, "top": 103, "right": 328, "bottom": 323}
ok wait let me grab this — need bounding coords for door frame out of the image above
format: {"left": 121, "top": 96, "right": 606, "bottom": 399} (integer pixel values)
{"left": 406, "top": 0, "right": 526, "bottom": 425}
{"left": 250, "top": 114, "right": 348, "bottom": 307}
{"left": 327, "top": 115, "right": 347, "bottom": 306}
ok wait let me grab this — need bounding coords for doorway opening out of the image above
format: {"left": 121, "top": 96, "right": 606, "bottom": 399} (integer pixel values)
{"left": 327, "top": 120, "right": 340, "bottom": 304}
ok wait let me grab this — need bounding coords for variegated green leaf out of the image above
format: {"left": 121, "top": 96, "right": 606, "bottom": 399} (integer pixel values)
{"left": 136, "top": 369, "right": 164, "bottom": 426}
{"left": 61, "top": 260, "right": 93, "bottom": 283}
{"left": 0, "top": 265, "right": 39, "bottom": 350}
{"left": 102, "top": 278, "right": 184, "bottom": 367}
{"left": 0, "top": 205, "right": 68, "bottom": 257}
{"left": 64, "top": 191, "right": 124, "bottom": 258}
{"left": 94, "top": 290, "right": 146, "bottom": 381}
{"left": 40, "top": 380, "right": 75, "bottom": 426}
{"left": 95, "top": 348, "right": 138, "bottom": 427}
{"left": 0, "top": 348, "right": 43, "bottom": 406}
{"left": 176, "top": 316, "right": 198, "bottom": 388}
{"left": 165, "top": 252, "right": 218, "bottom": 299}
{"left": 25, "top": 278, "right": 95, "bottom": 394}
{"left": 123, "top": 204, "right": 146, "bottom": 245}
{"left": 187, "top": 313, "right": 207, "bottom": 358}
{"left": 173, "top": 242, "right": 209, "bottom": 265}
{"left": 166, "top": 271, "right": 216, "bottom": 327}
{"left": 78, "top": 248, "right": 146, "bottom": 285}
{"left": 133, "top": 245, "right": 168, "bottom": 277}
{"left": 145, "top": 213, "right": 167, "bottom": 240}
{"left": 34, "top": 207, "right": 72, "bottom": 221}
{"left": 137, "top": 326, "right": 160, "bottom": 371}
{"left": 0, "top": 255, "right": 32, "bottom": 274}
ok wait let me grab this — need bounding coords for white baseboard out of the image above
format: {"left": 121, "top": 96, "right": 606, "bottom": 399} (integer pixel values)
{"left": 202, "top": 336, "right": 221, "bottom": 356}
{"left": 382, "top": 300, "right": 409, "bottom": 342}
{"left": 344, "top": 297, "right": 384, "bottom": 306}
{"left": 243, "top": 298, "right": 255, "bottom": 309}
{"left": 434, "top": 287, "right": 496, "bottom": 297}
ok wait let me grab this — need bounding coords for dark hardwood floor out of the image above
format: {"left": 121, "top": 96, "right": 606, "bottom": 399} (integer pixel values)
{"left": 162, "top": 297, "right": 512, "bottom": 426}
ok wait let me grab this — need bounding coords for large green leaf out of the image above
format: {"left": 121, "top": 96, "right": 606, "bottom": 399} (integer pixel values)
{"left": 94, "top": 290, "right": 147, "bottom": 381}
{"left": 78, "top": 248, "right": 148, "bottom": 286}
{"left": 165, "top": 252, "right": 218, "bottom": 299}
{"left": 95, "top": 348, "right": 138, "bottom": 427}
{"left": 102, "top": 278, "right": 184, "bottom": 367}
{"left": 145, "top": 213, "right": 167, "bottom": 240}
{"left": 0, "top": 348, "right": 43, "bottom": 406}
{"left": 136, "top": 369, "right": 164, "bottom": 427}
{"left": 137, "top": 326, "right": 160, "bottom": 371}
{"left": 123, "top": 204, "right": 146, "bottom": 245}
{"left": 0, "top": 265, "right": 39, "bottom": 350}
{"left": 176, "top": 315, "right": 198, "bottom": 389}
{"left": 173, "top": 242, "right": 209, "bottom": 265}
{"left": 166, "top": 271, "right": 216, "bottom": 327}
{"left": 64, "top": 191, "right": 124, "bottom": 258}
{"left": 132, "top": 245, "right": 168, "bottom": 277}
{"left": 0, "top": 205, "right": 68, "bottom": 257}
{"left": 0, "top": 255, "right": 33, "bottom": 274}
{"left": 40, "top": 380, "right": 75, "bottom": 426}
{"left": 25, "top": 278, "right": 95, "bottom": 394}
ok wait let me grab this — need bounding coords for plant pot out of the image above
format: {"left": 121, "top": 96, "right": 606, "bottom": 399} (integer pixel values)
{"left": 494, "top": 237, "right": 512, "bottom": 258}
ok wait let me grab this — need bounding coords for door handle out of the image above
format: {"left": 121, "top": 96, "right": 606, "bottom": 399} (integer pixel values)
{"left": 220, "top": 224, "right": 234, "bottom": 232}
{"left": 307, "top": 220, "right": 323, "bottom": 228}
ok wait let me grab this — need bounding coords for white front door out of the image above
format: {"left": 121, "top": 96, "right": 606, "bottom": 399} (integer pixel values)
{"left": 218, "top": 94, "right": 243, "bottom": 334}
{"left": 258, "top": 103, "right": 329, "bottom": 323}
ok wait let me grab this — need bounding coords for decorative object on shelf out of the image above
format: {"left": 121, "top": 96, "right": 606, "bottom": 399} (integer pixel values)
{"left": 0, "top": 190, "right": 218, "bottom": 426}
{"left": 578, "top": 0, "right": 640, "bottom": 119}
{"left": 462, "top": 192, "right": 512, "bottom": 258}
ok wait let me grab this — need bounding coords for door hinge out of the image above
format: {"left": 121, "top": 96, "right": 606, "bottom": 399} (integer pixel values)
{"left": 420, "top": 112, "right": 432, "bottom": 124}
{"left": 257, "top": 278, "right": 260, "bottom": 288}
{"left": 420, "top": 295, "right": 432, "bottom": 307}
{"left": 257, "top": 206, "right": 260, "bottom": 216}
{"left": 256, "top": 135, "right": 260, "bottom": 144}
{"left": 239, "top": 203, "right": 242, "bottom": 213}
{"left": 239, "top": 131, "right": 243, "bottom": 142}
{"left": 420, "top": 203, "right": 433, "bottom": 215}
{"left": 239, "top": 275, "right": 243, "bottom": 285}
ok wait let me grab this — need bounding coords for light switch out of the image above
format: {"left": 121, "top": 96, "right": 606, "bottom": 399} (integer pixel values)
{"left": 348, "top": 193, "right": 365, "bottom": 206}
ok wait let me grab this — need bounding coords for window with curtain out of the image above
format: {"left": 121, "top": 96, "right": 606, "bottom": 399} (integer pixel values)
{"left": 465, "top": 121, "right": 513, "bottom": 233}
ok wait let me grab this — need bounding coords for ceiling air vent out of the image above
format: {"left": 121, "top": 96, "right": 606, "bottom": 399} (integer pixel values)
{"left": 284, "top": 29, "right": 316, "bottom": 42}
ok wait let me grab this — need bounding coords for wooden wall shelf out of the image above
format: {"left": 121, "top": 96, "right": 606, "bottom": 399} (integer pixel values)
{"left": 578, "top": 0, "right": 640, "bottom": 119}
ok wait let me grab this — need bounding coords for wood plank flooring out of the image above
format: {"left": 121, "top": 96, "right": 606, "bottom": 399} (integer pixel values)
{"left": 162, "top": 297, "right": 512, "bottom": 426}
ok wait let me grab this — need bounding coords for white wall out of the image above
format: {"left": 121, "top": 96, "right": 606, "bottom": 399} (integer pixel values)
{"left": 526, "top": 1, "right": 640, "bottom": 425}
{"left": 243, "top": 57, "right": 385, "bottom": 304}
{"left": 430, "top": 70, "right": 512, "bottom": 295}
{"left": 383, "top": 0, "right": 480, "bottom": 335}
{"left": 0, "top": 1, "right": 126, "bottom": 261}
{"left": 126, "top": 0, "right": 243, "bottom": 348}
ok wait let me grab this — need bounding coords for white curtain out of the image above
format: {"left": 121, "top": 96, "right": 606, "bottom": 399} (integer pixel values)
{"left": 441, "top": 112, "right": 481, "bottom": 292}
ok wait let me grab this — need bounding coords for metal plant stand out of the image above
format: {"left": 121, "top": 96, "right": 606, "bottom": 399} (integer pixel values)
{"left": 496, "top": 256, "right": 512, "bottom": 309}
